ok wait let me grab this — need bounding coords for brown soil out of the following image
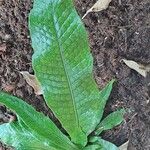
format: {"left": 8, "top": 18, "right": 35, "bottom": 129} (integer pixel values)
{"left": 0, "top": 0, "right": 150, "bottom": 150}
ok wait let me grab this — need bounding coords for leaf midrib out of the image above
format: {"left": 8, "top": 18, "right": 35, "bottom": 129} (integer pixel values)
{"left": 51, "top": 3, "right": 80, "bottom": 130}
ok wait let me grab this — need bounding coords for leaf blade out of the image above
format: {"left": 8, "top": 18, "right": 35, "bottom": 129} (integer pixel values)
{"left": 82, "top": 0, "right": 112, "bottom": 19}
{"left": 0, "top": 122, "right": 55, "bottom": 150}
{"left": 20, "top": 71, "right": 43, "bottom": 95}
{"left": 29, "top": 0, "right": 115, "bottom": 146}
{"left": 122, "top": 59, "right": 148, "bottom": 77}
{"left": 98, "top": 80, "right": 115, "bottom": 121}
{"left": 0, "top": 92, "right": 78, "bottom": 150}
{"left": 95, "top": 109, "right": 125, "bottom": 135}
{"left": 89, "top": 137, "right": 119, "bottom": 150}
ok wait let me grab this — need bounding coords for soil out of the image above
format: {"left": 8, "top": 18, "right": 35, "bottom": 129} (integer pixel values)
{"left": 0, "top": 0, "right": 150, "bottom": 150}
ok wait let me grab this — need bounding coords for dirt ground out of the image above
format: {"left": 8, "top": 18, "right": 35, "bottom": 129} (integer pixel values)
{"left": 0, "top": 0, "right": 150, "bottom": 150}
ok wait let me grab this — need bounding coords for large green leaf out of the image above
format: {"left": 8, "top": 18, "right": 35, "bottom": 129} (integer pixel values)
{"left": 0, "top": 92, "right": 78, "bottom": 150}
{"left": 29, "top": 0, "right": 114, "bottom": 146}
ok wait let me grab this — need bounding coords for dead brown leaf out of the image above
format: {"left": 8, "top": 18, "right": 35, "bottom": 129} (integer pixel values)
{"left": 82, "top": 0, "right": 112, "bottom": 19}
{"left": 20, "top": 71, "right": 43, "bottom": 95}
{"left": 122, "top": 59, "right": 150, "bottom": 77}
{"left": 119, "top": 141, "right": 129, "bottom": 150}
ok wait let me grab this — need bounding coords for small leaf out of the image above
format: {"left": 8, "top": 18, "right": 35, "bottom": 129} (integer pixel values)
{"left": 122, "top": 59, "right": 150, "bottom": 77}
{"left": 89, "top": 136, "right": 119, "bottom": 150}
{"left": 82, "top": 0, "right": 112, "bottom": 19}
{"left": 119, "top": 141, "right": 129, "bottom": 150}
{"left": 98, "top": 80, "right": 115, "bottom": 122}
{"left": 95, "top": 109, "right": 125, "bottom": 135}
{"left": 20, "top": 71, "right": 43, "bottom": 95}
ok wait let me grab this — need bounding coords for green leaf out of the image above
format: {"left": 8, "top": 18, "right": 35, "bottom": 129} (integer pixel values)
{"left": 95, "top": 109, "right": 125, "bottom": 135}
{"left": 29, "top": 0, "right": 114, "bottom": 146}
{"left": 0, "top": 92, "right": 79, "bottom": 150}
{"left": 83, "top": 144, "right": 101, "bottom": 150}
{"left": 0, "top": 122, "right": 55, "bottom": 150}
{"left": 89, "top": 137, "right": 119, "bottom": 150}
{"left": 98, "top": 80, "right": 115, "bottom": 122}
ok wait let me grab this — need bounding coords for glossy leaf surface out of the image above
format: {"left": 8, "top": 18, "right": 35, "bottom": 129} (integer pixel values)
{"left": 0, "top": 92, "right": 78, "bottom": 150}
{"left": 0, "top": 122, "right": 55, "bottom": 150}
{"left": 29, "top": 0, "right": 114, "bottom": 146}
